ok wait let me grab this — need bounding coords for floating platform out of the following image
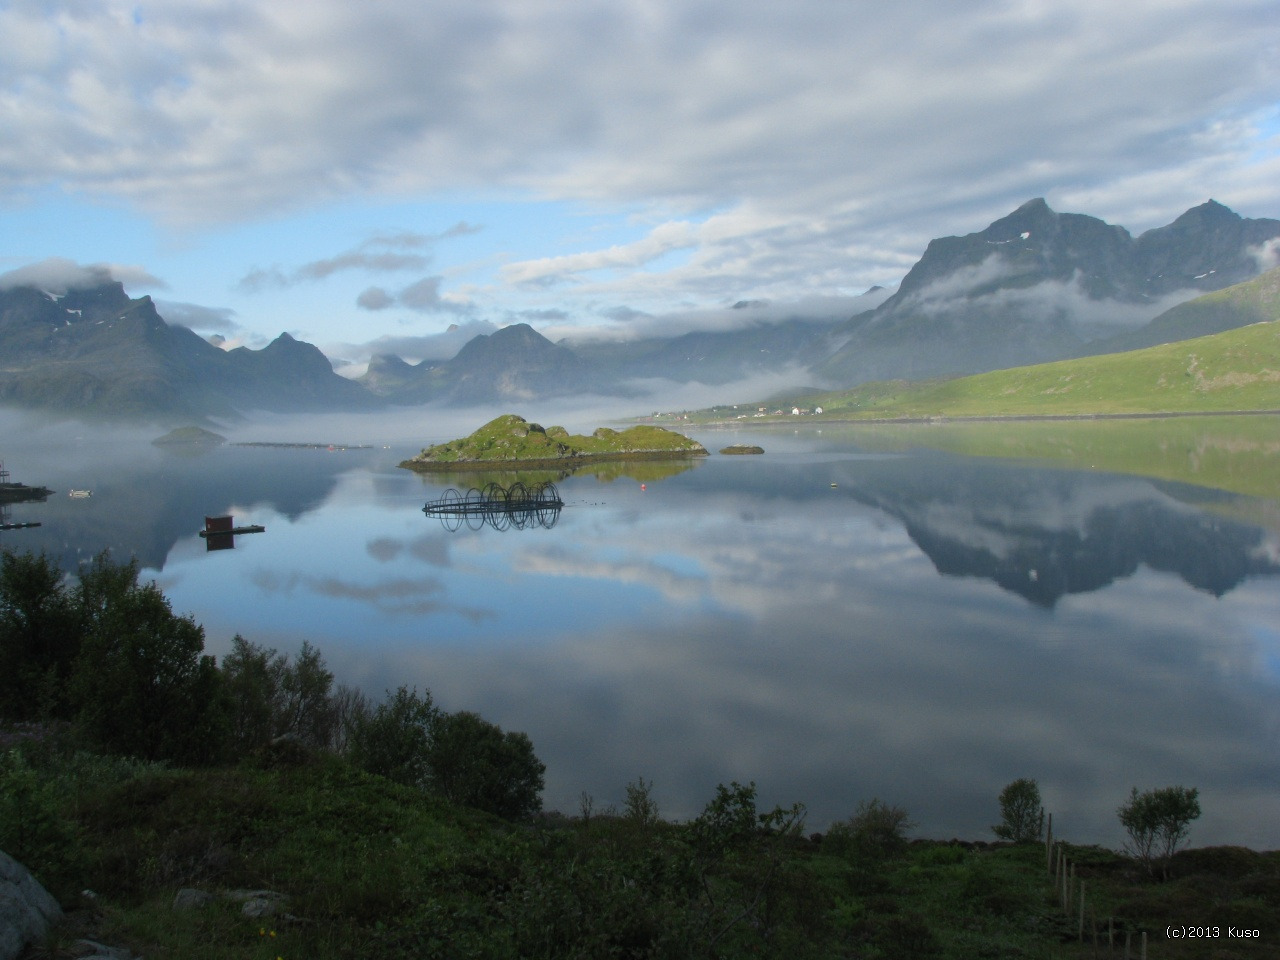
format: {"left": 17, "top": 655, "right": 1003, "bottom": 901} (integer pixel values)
{"left": 199, "top": 525, "right": 265, "bottom": 537}
{"left": 199, "top": 514, "right": 265, "bottom": 550}
{"left": 0, "top": 521, "right": 41, "bottom": 531}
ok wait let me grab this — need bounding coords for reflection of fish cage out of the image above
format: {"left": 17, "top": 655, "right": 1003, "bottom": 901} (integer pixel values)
{"left": 423, "top": 481, "right": 564, "bottom": 531}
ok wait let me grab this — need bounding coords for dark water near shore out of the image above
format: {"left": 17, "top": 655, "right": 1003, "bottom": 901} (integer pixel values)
{"left": 4, "top": 421, "right": 1279, "bottom": 848}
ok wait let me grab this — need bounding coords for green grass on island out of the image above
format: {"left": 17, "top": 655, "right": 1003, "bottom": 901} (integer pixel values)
{"left": 400, "top": 413, "right": 707, "bottom": 471}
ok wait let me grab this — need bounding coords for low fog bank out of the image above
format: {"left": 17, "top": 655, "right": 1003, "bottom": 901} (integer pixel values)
{"left": 205, "top": 367, "right": 812, "bottom": 446}
{"left": 0, "top": 363, "right": 801, "bottom": 455}
{"left": 898, "top": 260, "right": 1210, "bottom": 335}
{"left": 551, "top": 291, "right": 894, "bottom": 346}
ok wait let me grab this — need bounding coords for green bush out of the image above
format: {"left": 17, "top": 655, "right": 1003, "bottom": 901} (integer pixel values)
{"left": 0, "top": 549, "right": 80, "bottom": 720}
{"left": 346, "top": 685, "right": 437, "bottom": 788}
{"left": 0, "top": 747, "right": 75, "bottom": 875}
{"left": 427, "top": 710, "right": 545, "bottom": 820}
{"left": 70, "top": 553, "right": 225, "bottom": 765}
{"left": 827, "top": 798, "right": 914, "bottom": 862}
{"left": 992, "top": 777, "right": 1044, "bottom": 843}
{"left": 220, "top": 636, "right": 339, "bottom": 751}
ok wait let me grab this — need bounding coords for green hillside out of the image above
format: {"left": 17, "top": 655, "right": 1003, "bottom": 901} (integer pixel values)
{"left": 1098, "top": 264, "right": 1280, "bottom": 353}
{"left": 805, "top": 320, "right": 1280, "bottom": 420}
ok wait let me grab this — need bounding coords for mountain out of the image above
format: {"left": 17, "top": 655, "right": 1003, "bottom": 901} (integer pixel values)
{"left": 568, "top": 316, "right": 837, "bottom": 386}
{"left": 1092, "top": 264, "right": 1280, "bottom": 354}
{"left": 7, "top": 199, "right": 1279, "bottom": 418}
{"left": 0, "top": 281, "right": 381, "bottom": 421}
{"left": 360, "top": 322, "right": 610, "bottom": 404}
{"left": 817, "top": 199, "right": 1280, "bottom": 385}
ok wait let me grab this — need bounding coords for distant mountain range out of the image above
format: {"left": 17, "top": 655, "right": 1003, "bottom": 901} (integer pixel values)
{"left": 0, "top": 281, "right": 379, "bottom": 421}
{"left": 2, "top": 199, "right": 1278, "bottom": 421}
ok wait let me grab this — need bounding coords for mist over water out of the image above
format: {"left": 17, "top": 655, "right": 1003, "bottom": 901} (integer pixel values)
{"left": 3, "top": 412, "right": 1278, "bottom": 850}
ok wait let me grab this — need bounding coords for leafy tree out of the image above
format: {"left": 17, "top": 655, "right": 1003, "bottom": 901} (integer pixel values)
{"left": 623, "top": 774, "right": 660, "bottom": 826}
{"left": 70, "top": 553, "right": 225, "bottom": 765}
{"left": 346, "top": 685, "right": 437, "bottom": 788}
{"left": 277, "top": 640, "right": 336, "bottom": 747}
{"left": 992, "top": 778, "right": 1044, "bottom": 843}
{"left": 1118, "top": 785, "right": 1201, "bottom": 877}
{"left": 219, "top": 635, "right": 281, "bottom": 753}
{"left": 427, "top": 710, "right": 545, "bottom": 819}
{"left": 0, "top": 550, "right": 79, "bottom": 720}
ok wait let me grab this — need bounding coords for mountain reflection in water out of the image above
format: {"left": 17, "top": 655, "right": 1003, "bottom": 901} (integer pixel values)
{"left": 3, "top": 426, "right": 1278, "bottom": 850}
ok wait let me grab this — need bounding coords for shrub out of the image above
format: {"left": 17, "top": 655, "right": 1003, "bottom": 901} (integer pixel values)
{"left": 346, "top": 685, "right": 437, "bottom": 787}
{"left": 220, "top": 636, "right": 338, "bottom": 752}
{"left": 992, "top": 777, "right": 1044, "bottom": 843}
{"left": 0, "top": 549, "right": 79, "bottom": 720}
{"left": 1118, "top": 785, "right": 1201, "bottom": 877}
{"left": 827, "top": 799, "right": 914, "bottom": 862}
{"left": 427, "top": 710, "right": 545, "bottom": 820}
{"left": 71, "top": 554, "right": 225, "bottom": 765}
{"left": 0, "top": 747, "right": 75, "bottom": 874}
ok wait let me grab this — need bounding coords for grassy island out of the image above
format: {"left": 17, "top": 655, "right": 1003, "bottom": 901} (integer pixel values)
{"left": 400, "top": 413, "right": 707, "bottom": 471}
{"left": 151, "top": 426, "right": 227, "bottom": 446}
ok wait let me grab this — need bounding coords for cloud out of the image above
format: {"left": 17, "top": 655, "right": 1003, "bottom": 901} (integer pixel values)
{"left": 502, "top": 220, "right": 699, "bottom": 286}
{"left": 0, "top": 257, "right": 166, "bottom": 293}
{"left": 896, "top": 258, "right": 1204, "bottom": 331}
{"left": 237, "top": 224, "right": 481, "bottom": 291}
{"left": 554, "top": 289, "right": 893, "bottom": 343}
{"left": 4, "top": 0, "right": 1273, "bottom": 235}
{"left": 1, "top": 0, "right": 1277, "bottom": 338}
{"left": 356, "top": 275, "right": 475, "bottom": 315}
{"left": 153, "top": 299, "right": 240, "bottom": 333}
{"left": 1249, "top": 238, "right": 1280, "bottom": 273}
{"left": 356, "top": 286, "right": 395, "bottom": 310}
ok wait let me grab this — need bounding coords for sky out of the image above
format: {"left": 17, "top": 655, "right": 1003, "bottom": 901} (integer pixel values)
{"left": 2, "top": 0, "right": 1279, "bottom": 370}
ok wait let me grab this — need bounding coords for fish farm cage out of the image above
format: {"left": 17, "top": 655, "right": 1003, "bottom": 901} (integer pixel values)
{"left": 422, "top": 480, "right": 564, "bottom": 531}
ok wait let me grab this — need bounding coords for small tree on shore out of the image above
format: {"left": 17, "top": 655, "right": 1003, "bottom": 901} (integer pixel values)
{"left": 1118, "top": 785, "right": 1200, "bottom": 877}
{"left": 992, "top": 778, "right": 1044, "bottom": 843}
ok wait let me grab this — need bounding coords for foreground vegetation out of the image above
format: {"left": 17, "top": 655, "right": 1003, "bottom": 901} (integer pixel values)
{"left": 2, "top": 549, "right": 1276, "bottom": 958}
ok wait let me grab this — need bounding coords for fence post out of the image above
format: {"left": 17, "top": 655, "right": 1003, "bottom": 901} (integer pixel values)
{"left": 1078, "top": 880, "right": 1086, "bottom": 940}
{"left": 1141, "top": 931, "right": 1147, "bottom": 960}
{"left": 1045, "top": 811, "right": 1053, "bottom": 872}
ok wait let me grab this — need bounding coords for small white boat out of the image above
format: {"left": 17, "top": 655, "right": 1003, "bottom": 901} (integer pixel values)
{"left": 68, "top": 489, "right": 92, "bottom": 498}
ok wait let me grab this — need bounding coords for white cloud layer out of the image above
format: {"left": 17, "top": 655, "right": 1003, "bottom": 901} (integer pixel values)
{"left": 1, "top": 0, "right": 1278, "bottom": 341}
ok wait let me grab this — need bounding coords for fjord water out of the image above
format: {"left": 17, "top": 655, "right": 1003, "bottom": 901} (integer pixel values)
{"left": 4, "top": 419, "right": 1279, "bottom": 849}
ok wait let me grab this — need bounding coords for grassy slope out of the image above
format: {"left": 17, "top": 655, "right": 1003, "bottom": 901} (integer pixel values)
{"left": 1100, "top": 263, "right": 1280, "bottom": 352}
{"left": 808, "top": 321, "right": 1280, "bottom": 420}
{"left": 22, "top": 756, "right": 1280, "bottom": 960}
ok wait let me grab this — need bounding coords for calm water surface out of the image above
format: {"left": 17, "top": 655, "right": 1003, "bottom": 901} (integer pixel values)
{"left": 5, "top": 423, "right": 1279, "bottom": 849}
